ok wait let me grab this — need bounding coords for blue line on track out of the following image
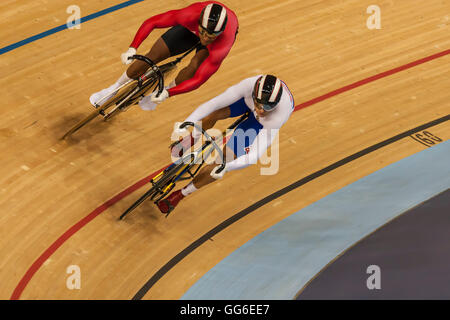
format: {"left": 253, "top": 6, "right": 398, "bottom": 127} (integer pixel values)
{"left": 0, "top": 0, "right": 144, "bottom": 55}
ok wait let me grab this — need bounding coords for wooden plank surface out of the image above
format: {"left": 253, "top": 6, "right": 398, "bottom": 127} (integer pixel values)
{"left": 0, "top": 0, "right": 448, "bottom": 299}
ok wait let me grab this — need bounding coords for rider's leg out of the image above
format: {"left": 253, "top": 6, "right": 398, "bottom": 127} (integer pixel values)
{"left": 162, "top": 112, "right": 261, "bottom": 209}
{"left": 157, "top": 145, "right": 235, "bottom": 214}
{"left": 126, "top": 38, "right": 171, "bottom": 79}
{"left": 159, "top": 109, "right": 258, "bottom": 214}
{"left": 188, "top": 145, "right": 236, "bottom": 191}
{"left": 91, "top": 23, "right": 204, "bottom": 107}
{"left": 90, "top": 37, "right": 171, "bottom": 107}
{"left": 139, "top": 25, "right": 203, "bottom": 92}
{"left": 202, "top": 106, "right": 231, "bottom": 131}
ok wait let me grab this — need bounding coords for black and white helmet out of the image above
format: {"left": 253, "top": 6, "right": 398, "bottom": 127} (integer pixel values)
{"left": 252, "top": 75, "right": 283, "bottom": 111}
{"left": 199, "top": 3, "right": 228, "bottom": 35}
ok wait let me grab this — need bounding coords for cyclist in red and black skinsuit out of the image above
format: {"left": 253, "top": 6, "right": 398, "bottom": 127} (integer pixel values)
{"left": 90, "top": 1, "right": 239, "bottom": 111}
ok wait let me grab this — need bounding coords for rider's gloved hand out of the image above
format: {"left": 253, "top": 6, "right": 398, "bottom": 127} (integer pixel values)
{"left": 172, "top": 122, "right": 188, "bottom": 136}
{"left": 210, "top": 165, "right": 227, "bottom": 180}
{"left": 151, "top": 89, "right": 169, "bottom": 103}
{"left": 121, "top": 47, "right": 137, "bottom": 65}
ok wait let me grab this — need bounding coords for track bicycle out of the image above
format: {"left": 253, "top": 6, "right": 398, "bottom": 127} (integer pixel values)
{"left": 118, "top": 112, "right": 250, "bottom": 220}
{"left": 61, "top": 44, "right": 199, "bottom": 139}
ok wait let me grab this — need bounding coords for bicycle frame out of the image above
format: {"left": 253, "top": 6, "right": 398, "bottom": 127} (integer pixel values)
{"left": 157, "top": 112, "right": 252, "bottom": 197}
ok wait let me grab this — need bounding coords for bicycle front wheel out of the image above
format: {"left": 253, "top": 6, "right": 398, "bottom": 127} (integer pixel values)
{"left": 118, "top": 161, "right": 187, "bottom": 220}
{"left": 61, "top": 80, "right": 136, "bottom": 139}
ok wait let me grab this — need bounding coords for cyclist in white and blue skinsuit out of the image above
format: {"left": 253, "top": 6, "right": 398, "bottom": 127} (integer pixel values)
{"left": 158, "top": 74, "right": 295, "bottom": 214}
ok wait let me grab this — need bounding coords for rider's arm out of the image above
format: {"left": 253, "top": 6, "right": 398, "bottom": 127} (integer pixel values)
{"left": 185, "top": 77, "right": 256, "bottom": 122}
{"left": 167, "top": 35, "right": 237, "bottom": 97}
{"left": 168, "top": 56, "right": 222, "bottom": 97}
{"left": 130, "top": 8, "right": 185, "bottom": 49}
{"left": 225, "top": 128, "right": 279, "bottom": 172}
{"left": 167, "top": 18, "right": 237, "bottom": 97}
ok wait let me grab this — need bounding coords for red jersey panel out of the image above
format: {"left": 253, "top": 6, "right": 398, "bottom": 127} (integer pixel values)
{"left": 129, "top": 1, "right": 238, "bottom": 97}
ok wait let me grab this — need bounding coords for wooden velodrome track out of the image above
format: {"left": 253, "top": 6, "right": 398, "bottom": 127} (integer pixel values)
{"left": 1, "top": 0, "right": 449, "bottom": 299}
